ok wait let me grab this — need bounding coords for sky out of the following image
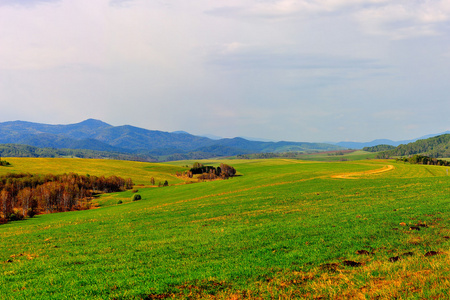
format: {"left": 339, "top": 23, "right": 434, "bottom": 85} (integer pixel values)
{"left": 0, "top": 0, "right": 449, "bottom": 143}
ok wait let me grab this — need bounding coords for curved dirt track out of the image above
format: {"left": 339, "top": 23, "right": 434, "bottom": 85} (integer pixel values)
{"left": 331, "top": 164, "right": 395, "bottom": 179}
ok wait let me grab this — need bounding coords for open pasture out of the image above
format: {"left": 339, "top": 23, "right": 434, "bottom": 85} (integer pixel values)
{"left": 1, "top": 158, "right": 450, "bottom": 299}
{"left": 296, "top": 150, "right": 378, "bottom": 162}
{"left": 0, "top": 158, "right": 184, "bottom": 186}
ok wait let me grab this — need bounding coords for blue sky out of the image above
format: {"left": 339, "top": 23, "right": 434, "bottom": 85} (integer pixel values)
{"left": 0, "top": 0, "right": 449, "bottom": 142}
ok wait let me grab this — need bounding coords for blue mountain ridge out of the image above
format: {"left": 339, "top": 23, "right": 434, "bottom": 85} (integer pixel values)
{"left": 0, "top": 119, "right": 343, "bottom": 156}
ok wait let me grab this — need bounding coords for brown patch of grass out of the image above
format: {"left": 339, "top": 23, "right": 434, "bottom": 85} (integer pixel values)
{"left": 408, "top": 236, "right": 423, "bottom": 245}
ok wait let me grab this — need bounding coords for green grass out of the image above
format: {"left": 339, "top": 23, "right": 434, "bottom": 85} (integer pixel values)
{"left": 0, "top": 157, "right": 186, "bottom": 185}
{"left": 1, "top": 158, "right": 450, "bottom": 299}
{"left": 297, "top": 150, "right": 378, "bottom": 161}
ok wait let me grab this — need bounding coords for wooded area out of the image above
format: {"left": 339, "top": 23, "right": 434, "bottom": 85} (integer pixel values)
{"left": 397, "top": 155, "right": 450, "bottom": 166}
{"left": 177, "top": 162, "right": 236, "bottom": 180}
{"left": 0, "top": 173, "right": 132, "bottom": 223}
{"left": 377, "top": 134, "right": 450, "bottom": 158}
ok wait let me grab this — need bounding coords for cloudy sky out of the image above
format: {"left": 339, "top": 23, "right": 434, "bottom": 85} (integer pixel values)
{"left": 0, "top": 0, "right": 449, "bottom": 142}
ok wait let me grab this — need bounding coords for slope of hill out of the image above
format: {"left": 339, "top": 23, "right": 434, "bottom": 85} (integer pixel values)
{"left": 379, "top": 134, "right": 450, "bottom": 158}
{"left": 1, "top": 158, "right": 450, "bottom": 298}
{"left": 0, "top": 119, "right": 343, "bottom": 160}
{"left": 0, "top": 144, "right": 155, "bottom": 161}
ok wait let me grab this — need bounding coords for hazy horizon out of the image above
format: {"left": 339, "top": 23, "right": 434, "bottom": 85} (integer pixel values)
{"left": 1, "top": 0, "right": 449, "bottom": 143}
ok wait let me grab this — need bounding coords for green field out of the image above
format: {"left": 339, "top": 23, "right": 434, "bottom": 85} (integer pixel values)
{"left": 296, "top": 150, "right": 378, "bottom": 161}
{"left": 1, "top": 158, "right": 450, "bottom": 299}
{"left": 0, "top": 158, "right": 184, "bottom": 186}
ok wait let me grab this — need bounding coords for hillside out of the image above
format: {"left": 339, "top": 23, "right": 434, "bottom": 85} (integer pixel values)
{"left": 1, "top": 158, "right": 450, "bottom": 298}
{"left": 378, "top": 134, "right": 450, "bottom": 158}
{"left": 0, "top": 119, "right": 344, "bottom": 160}
{"left": 0, "top": 144, "right": 155, "bottom": 161}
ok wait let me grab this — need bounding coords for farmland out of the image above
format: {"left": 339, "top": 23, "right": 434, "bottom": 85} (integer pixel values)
{"left": 1, "top": 157, "right": 450, "bottom": 299}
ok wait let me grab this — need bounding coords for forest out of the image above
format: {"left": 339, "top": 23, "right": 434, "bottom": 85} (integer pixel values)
{"left": 0, "top": 172, "right": 132, "bottom": 224}
{"left": 376, "top": 134, "right": 450, "bottom": 158}
{"left": 363, "top": 144, "right": 395, "bottom": 152}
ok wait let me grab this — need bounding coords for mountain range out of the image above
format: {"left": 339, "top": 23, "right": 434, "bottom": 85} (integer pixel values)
{"left": 0, "top": 119, "right": 344, "bottom": 161}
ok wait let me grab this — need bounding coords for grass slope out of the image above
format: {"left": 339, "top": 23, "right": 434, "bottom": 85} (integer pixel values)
{"left": 0, "top": 158, "right": 184, "bottom": 186}
{"left": 1, "top": 158, "right": 450, "bottom": 299}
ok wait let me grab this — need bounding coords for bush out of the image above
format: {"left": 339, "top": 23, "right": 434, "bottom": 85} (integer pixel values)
{"left": 0, "top": 159, "right": 10, "bottom": 166}
{"left": 27, "top": 208, "right": 37, "bottom": 218}
{"left": 131, "top": 194, "right": 141, "bottom": 201}
{"left": 117, "top": 200, "right": 123, "bottom": 204}
{"left": 8, "top": 213, "right": 23, "bottom": 221}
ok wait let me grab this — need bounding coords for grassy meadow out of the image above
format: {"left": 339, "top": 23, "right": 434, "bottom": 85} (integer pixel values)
{"left": 295, "top": 150, "right": 378, "bottom": 162}
{"left": 0, "top": 157, "right": 184, "bottom": 186}
{"left": 1, "top": 157, "right": 450, "bottom": 299}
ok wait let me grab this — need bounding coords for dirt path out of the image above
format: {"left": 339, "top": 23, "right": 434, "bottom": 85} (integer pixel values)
{"left": 141, "top": 163, "right": 395, "bottom": 211}
{"left": 331, "top": 164, "right": 395, "bottom": 179}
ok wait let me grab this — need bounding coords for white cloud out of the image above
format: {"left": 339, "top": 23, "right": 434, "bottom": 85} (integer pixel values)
{"left": 0, "top": 0, "right": 59, "bottom": 7}
{"left": 207, "top": 0, "right": 388, "bottom": 19}
{"left": 208, "top": 1, "right": 450, "bottom": 39}
{"left": 355, "top": 1, "right": 450, "bottom": 39}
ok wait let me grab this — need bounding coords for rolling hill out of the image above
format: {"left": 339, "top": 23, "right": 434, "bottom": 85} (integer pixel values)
{"left": 1, "top": 158, "right": 450, "bottom": 298}
{"left": 378, "top": 134, "right": 450, "bottom": 158}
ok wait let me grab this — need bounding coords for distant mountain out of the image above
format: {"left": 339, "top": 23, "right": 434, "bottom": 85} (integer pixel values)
{"left": 336, "top": 131, "right": 450, "bottom": 149}
{"left": 0, "top": 120, "right": 123, "bottom": 152}
{"left": 239, "top": 136, "right": 276, "bottom": 142}
{"left": 336, "top": 139, "right": 398, "bottom": 149}
{"left": 0, "top": 119, "right": 344, "bottom": 161}
{"left": 199, "top": 134, "right": 223, "bottom": 140}
{"left": 415, "top": 131, "right": 450, "bottom": 140}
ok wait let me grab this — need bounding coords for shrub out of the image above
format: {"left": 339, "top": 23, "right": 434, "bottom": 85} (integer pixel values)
{"left": 117, "top": 200, "right": 123, "bottom": 204}
{"left": 8, "top": 213, "right": 23, "bottom": 221}
{"left": 27, "top": 208, "right": 37, "bottom": 218}
{"left": 131, "top": 194, "right": 141, "bottom": 201}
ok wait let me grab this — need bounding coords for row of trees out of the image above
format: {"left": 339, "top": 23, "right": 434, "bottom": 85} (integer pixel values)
{"left": 0, "top": 144, "right": 155, "bottom": 162}
{"left": 0, "top": 173, "right": 133, "bottom": 223}
{"left": 397, "top": 155, "right": 450, "bottom": 166}
{"left": 177, "top": 162, "right": 237, "bottom": 180}
{"left": 237, "top": 152, "right": 305, "bottom": 159}
{"left": 363, "top": 144, "right": 395, "bottom": 152}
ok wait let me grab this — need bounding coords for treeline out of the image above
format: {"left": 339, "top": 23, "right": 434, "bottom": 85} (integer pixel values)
{"left": 363, "top": 144, "right": 395, "bottom": 152}
{"left": 397, "top": 155, "right": 450, "bottom": 166}
{"left": 0, "top": 173, "right": 133, "bottom": 224}
{"left": 237, "top": 152, "right": 306, "bottom": 159}
{"left": 0, "top": 144, "right": 156, "bottom": 162}
{"left": 377, "top": 134, "right": 450, "bottom": 159}
{"left": 177, "top": 162, "right": 236, "bottom": 180}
